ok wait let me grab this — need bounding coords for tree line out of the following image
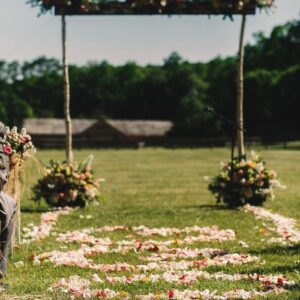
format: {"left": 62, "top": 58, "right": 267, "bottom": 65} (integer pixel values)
{"left": 0, "top": 20, "right": 299, "bottom": 139}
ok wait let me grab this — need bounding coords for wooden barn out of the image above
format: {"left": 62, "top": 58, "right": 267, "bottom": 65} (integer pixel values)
{"left": 23, "top": 118, "right": 173, "bottom": 148}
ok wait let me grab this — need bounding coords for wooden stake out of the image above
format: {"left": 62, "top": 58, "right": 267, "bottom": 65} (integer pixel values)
{"left": 237, "top": 15, "right": 246, "bottom": 158}
{"left": 62, "top": 14, "right": 73, "bottom": 163}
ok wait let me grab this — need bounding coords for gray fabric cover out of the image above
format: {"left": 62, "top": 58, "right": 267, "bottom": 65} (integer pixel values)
{"left": 0, "top": 192, "right": 17, "bottom": 278}
{"left": 0, "top": 192, "right": 17, "bottom": 230}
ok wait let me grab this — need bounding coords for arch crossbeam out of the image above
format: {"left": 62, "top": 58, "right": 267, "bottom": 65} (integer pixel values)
{"left": 53, "top": 0, "right": 257, "bottom": 15}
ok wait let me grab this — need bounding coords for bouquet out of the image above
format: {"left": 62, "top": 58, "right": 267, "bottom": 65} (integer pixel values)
{"left": 2, "top": 126, "right": 36, "bottom": 198}
{"left": 33, "top": 156, "right": 103, "bottom": 208}
{"left": 3, "top": 126, "right": 35, "bottom": 157}
{"left": 208, "top": 151, "right": 286, "bottom": 207}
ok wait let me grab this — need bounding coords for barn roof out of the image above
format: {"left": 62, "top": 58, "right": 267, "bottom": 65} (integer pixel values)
{"left": 106, "top": 119, "right": 173, "bottom": 137}
{"left": 23, "top": 118, "right": 98, "bottom": 135}
{"left": 24, "top": 118, "right": 173, "bottom": 137}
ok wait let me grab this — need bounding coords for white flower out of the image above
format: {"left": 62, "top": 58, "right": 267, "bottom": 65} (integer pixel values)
{"left": 204, "top": 176, "right": 210, "bottom": 181}
{"left": 11, "top": 126, "right": 18, "bottom": 134}
{"left": 86, "top": 188, "right": 98, "bottom": 198}
{"left": 239, "top": 240, "right": 249, "bottom": 248}
{"left": 33, "top": 259, "right": 41, "bottom": 266}
{"left": 91, "top": 274, "right": 103, "bottom": 283}
{"left": 250, "top": 150, "right": 260, "bottom": 161}
{"left": 4, "top": 126, "right": 10, "bottom": 134}
{"left": 255, "top": 162, "right": 264, "bottom": 173}
{"left": 270, "top": 179, "right": 287, "bottom": 190}
{"left": 14, "top": 261, "right": 24, "bottom": 268}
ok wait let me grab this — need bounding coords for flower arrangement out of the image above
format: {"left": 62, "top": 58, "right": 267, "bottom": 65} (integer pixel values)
{"left": 3, "top": 126, "right": 36, "bottom": 157}
{"left": 2, "top": 126, "right": 36, "bottom": 199}
{"left": 208, "top": 151, "right": 286, "bottom": 207}
{"left": 33, "top": 156, "right": 102, "bottom": 207}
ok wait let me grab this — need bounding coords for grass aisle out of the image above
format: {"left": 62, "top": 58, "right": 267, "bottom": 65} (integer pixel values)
{"left": 3, "top": 149, "right": 300, "bottom": 299}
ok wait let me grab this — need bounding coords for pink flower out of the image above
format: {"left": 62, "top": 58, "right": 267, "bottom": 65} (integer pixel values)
{"left": 80, "top": 174, "right": 86, "bottom": 180}
{"left": 3, "top": 144, "right": 13, "bottom": 155}
{"left": 238, "top": 169, "right": 244, "bottom": 176}
{"left": 24, "top": 134, "right": 32, "bottom": 141}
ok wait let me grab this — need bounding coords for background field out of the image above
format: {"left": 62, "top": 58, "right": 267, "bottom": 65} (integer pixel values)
{"left": 4, "top": 148, "right": 300, "bottom": 299}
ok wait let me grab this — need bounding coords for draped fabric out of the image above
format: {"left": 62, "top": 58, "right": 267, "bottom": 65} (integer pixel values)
{"left": 0, "top": 122, "right": 17, "bottom": 278}
{"left": 0, "top": 123, "right": 17, "bottom": 278}
{"left": 0, "top": 191, "right": 17, "bottom": 278}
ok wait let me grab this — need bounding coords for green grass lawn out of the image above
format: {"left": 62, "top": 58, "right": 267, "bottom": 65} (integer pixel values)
{"left": 3, "top": 148, "right": 300, "bottom": 299}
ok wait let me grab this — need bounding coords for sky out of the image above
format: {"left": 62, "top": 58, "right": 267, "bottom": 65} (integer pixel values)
{"left": 0, "top": 0, "right": 299, "bottom": 65}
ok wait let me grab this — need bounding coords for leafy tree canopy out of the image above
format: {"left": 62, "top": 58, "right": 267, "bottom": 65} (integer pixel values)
{"left": 1, "top": 19, "right": 299, "bottom": 139}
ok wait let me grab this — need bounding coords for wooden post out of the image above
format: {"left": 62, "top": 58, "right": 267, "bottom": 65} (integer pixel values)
{"left": 62, "top": 14, "right": 73, "bottom": 163}
{"left": 236, "top": 14, "right": 246, "bottom": 159}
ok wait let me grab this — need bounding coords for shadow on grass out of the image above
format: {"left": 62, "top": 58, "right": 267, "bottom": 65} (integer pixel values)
{"left": 289, "top": 284, "right": 300, "bottom": 293}
{"left": 21, "top": 207, "right": 50, "bottom": 213}
{"left": 245, "top": 263, "right": 300, "bottom": 275}
{"left": 179, "top": 204, "right": 235, "bottom": 211}
{"left": 265, "top": 264, "right": 298, "bottom": 274}
{"left": 245, "top": 244, "right": 300, "bottom": 274}
{"left": 249, "top": 244, "right": 300, "bottom": 256}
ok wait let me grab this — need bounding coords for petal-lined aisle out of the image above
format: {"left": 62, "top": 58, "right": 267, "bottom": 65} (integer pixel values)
{"left": 17, "top": 204, "right": 297, "bottom": 299}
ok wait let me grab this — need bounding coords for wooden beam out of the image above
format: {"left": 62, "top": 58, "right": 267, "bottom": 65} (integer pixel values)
{"left": 55, "top": 0, "right": 256, "bottom": 16}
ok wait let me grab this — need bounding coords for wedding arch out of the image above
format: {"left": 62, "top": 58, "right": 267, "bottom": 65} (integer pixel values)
{"left": 28, "top": 0, "right": 274, "bottom": 161}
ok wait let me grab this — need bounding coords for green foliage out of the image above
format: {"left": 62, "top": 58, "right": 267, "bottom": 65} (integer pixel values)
{"left": 0, "top": 82, "right": 33, "bottom": 127}
{"left": 0, "top": 20, "right": 299, "bottom": 138}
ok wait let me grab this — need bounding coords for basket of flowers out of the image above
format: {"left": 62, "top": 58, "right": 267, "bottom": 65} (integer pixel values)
{"left": 33, "top": 156, "right": 102, "bottom": 208}
{"left": 208, "top": 151, "right": 286, "bottom": 207}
